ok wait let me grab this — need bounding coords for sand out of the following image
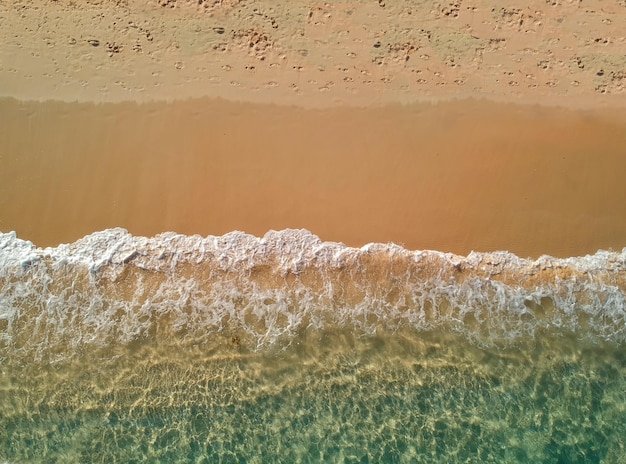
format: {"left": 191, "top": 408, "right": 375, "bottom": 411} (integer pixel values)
{"left": 1, "top": 0, "right": 626, "bottom": 257}
{"left": 2, "top": 0, "right": 626, "bottom": 107}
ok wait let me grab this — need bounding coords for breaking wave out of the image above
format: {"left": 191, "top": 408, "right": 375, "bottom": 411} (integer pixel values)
{"left": 1, "top": 228, "right": 626, "bottom": 362}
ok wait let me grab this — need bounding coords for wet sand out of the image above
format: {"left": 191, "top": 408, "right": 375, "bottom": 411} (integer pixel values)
{"left": 1, "top": 97, "right": 625, "bottom": 258}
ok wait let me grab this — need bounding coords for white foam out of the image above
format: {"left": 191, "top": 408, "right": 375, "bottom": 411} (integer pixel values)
{"left": 1, "top": 228, "right": 625, "bottom": 361}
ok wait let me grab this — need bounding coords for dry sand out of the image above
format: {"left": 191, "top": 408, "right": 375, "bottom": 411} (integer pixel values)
{"left": 3, "top": 0, "right": 626, "bottom": 106}
{"left": 2, "top": 0, "right": 626, "bottom": 106}
{"left": 1, "top": 0, "right": 626, "bottom": 257}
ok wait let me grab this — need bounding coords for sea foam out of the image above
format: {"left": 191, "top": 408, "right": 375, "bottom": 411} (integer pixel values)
{"left": 1, "top": 228, "right": 625, "bottom": 362}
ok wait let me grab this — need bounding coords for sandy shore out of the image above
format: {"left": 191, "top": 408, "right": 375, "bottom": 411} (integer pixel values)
{"left": 2, "top": 0, "right": 626, "bottom": 107}
{"left": 2, "top": 97, "right": 626, "bottom": 257}
{"left": 1, "top": 0, "right": 626, "bottom": 257}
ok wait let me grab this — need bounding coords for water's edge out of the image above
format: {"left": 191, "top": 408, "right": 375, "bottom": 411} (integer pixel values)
{"left": 2, "top": 228, "right": 625, "bottom": 363}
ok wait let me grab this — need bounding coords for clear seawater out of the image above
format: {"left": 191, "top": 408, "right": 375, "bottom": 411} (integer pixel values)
{"left": 1, "top": 229, "right": 625, "bottom": 463}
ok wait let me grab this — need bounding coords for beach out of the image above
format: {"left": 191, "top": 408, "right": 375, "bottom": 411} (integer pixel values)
{"left": 2, "top": 0, "right": 626, "bottom": 257}
{"left": 2, "top": 97, "right": 626, "bottom": 257}
{"left": 1, "top": 0, "right": 626, "bottom": 462}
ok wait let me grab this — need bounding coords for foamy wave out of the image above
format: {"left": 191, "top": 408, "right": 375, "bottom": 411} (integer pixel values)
{"left": 1, "top": 228, "right": 626, "bottom": 361}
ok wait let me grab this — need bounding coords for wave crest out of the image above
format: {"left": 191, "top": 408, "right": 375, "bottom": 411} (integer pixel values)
{"left": 1, "top": 228, "right": 626, "bottom": 361}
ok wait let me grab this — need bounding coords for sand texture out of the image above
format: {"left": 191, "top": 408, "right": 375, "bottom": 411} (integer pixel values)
{"left": 1, "top": 0, "right": 626, "bottom": 107}
{"left": 1, "top": 0, "right": 626, "bottom": 256}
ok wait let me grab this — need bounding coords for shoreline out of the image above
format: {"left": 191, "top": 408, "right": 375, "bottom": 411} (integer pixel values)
{"left": 2, "top": 0, "right": 626, "bottom": 257}
{"left": 2, "top": 96, "right": 626, "bottom": 258}
{"left": 4, "top": 91, "right": 626, "bottom": 112}
{"left": 2, "top": 3, "right": 626, "bottom": 462}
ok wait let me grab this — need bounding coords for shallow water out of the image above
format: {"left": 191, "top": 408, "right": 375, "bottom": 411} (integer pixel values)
{"left": 2, "top": 333, "right": 626, "bottom": 463}
{"left": 1, "top": 229, "right": 626, "bottom": 462}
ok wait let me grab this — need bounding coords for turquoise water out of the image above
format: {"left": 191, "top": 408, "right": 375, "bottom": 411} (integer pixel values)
{"left": 1, "top": 229, "right": 626, "bottom": 462}
{"left": 2, "top": 332, "right": 626, "bottom": 463}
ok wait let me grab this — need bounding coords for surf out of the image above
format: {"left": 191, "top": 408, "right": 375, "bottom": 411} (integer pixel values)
{"left": 1, "top": 228, "right": 625, "bottom": 364}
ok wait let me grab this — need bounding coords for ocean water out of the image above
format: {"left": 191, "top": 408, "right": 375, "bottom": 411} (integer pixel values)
{"left": 1, "top": 228, "right": 626, "bottom": 463}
